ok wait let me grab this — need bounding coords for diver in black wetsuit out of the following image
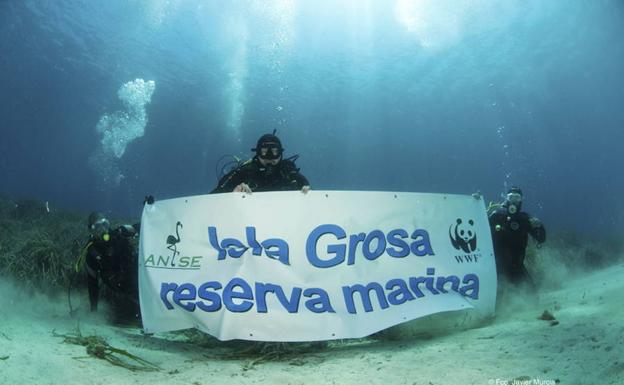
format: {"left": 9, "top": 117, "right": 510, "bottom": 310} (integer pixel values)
{"left": 211, "top": 131, "right": 311, "bottom": 194}
{"left": 78, "top": 212, "right": 140, "bottom": 322}
{"left": 488, "top": 187, "right": 546, "bottom": 287}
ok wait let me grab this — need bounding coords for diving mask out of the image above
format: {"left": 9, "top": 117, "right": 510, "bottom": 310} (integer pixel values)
{"left": 90, "top": 218, "right": 111, "bottom": 240}
{"left": 258, "top": 142, "right": 282, "bottom": 160}
{"left": 506, "top": 192, "right": 522, "bottom": 205}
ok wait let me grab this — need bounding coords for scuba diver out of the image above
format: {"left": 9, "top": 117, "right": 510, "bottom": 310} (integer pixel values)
{"left": 488, "top": 187, "right": 546, "bottom": 287}
{"left": 211, "top": 131, "right": 311, "bottom": 194}
{"left": 75, "top": 212, "right": 141, "bottom": 322}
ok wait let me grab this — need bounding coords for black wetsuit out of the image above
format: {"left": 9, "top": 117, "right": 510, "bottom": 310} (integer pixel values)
{"left": 211, "top": 157, "right": 309, "bottom": 194}
{"left": 488, "top": 205, "right": 546, "bottom": 285}
{"left": 84, "top": 224, "right": 140, "bottom": 315}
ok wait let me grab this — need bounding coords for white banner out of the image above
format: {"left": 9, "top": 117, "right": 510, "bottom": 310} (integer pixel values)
{"left": 139, "top": 191, "right": 496, "bottom": 341}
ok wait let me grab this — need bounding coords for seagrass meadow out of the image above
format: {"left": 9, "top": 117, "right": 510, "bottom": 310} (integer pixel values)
{"left": 0, "top": 196, "right": 87, "bottom": 292}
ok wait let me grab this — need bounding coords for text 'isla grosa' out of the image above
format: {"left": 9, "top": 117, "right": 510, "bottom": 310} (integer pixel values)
{"left": 208, "top": 224, "right": 435, "bottom": 268}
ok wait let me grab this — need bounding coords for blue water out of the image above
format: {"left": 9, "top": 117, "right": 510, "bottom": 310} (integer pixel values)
{"left": 1, "top": 0, "right": 623, "bottom": 236}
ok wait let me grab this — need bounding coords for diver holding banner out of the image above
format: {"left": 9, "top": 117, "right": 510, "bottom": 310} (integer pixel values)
{"left": 211, "top": 131, "right": 310, "bottom": 194}
{"left": 488, "top": 187, "right": 546, "bottom": 290}
{"left": 75, "top": 212, "right": 141, "bottom": 323}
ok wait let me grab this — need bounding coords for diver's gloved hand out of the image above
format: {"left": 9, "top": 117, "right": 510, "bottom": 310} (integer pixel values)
{"left": 529, "top": 217, "right": 543, "bottom": 229}
{"left": 144, "top": 195, "right": 155, "bottom": 205}
{"left": 233, "top": 183, "right": 252, "bottom": 194}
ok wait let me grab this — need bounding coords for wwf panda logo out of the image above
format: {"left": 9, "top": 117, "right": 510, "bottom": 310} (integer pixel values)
{"left": 449, "top": 218, "right": 477, "bottom": 253}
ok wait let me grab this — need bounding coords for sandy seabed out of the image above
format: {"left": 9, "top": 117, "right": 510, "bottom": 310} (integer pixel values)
{"left": 1, "top": 263, "right": 623, "bottom": 385}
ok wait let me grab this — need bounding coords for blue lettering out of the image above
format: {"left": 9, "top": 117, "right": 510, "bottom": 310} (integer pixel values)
{"left": 255, "top": 283, "right": 301, "bottom": 313}
{"left": 436, "top": 275, "right": 460, "bottom": 293}
{"left": 459, "top": 274, "right": 480, "bottom": 299}
{"left": 343, "top": 271, "right": 478, "bottom": 313}
{"left": 363, "top": 230, "right": 386, "bottom": 261}
{"left": 408, "top": 276, "right": 427, "bottom": 298}
{"left": 261, "top": 238, "right": 290, "bottom": 265}
{"left": 424, "top": 268, "right": 440, "bottom": 294}
{"left": 342, "top": 282, "right": 389, "bottom": 314}
{"left": 197, "top": 281, "right": 223, "bottom": 312}
{"left": 255, "top": 283, "right": 271, "bottom": 313}
{"left": 160, "top": 282, "right": 177, "bottom": 310}
{"left": 223, "top": 278, "right": 254, "bottom": 312}
{"left": 410, "top": 229, "right": 435, "bottom": 256}
{"left": 385, "top": 278, "right": 415, "bottom": 305}
{"left": 303, "top": 288, "right": 335, "bottom": 313}
{"left": 306, "top": 224, "right": 346, "bottom": 268}
{"left": 308, "top": 226, "right": 434, "bottom": 267}
{"left": 386, "top": 229, "right": 410, "bottom": 258}
{"left": 246, "top": 227, "right": 262, "bottom": 256}
{"left": 346, "top": 233, "right": 365, "bottom": 265}
{"left": 210, "top": 226, "right": 289, "bottom": 265}
{"left": 221, "top": 238, "right": 247, "bottom": 258}
{"left": 158, "top": 271, "right": 477, "bottom": 316}
{"left": 173, "top": 283, "right": 197, "bottom": 312}
{"left": 208, "top": 227, "right": 226, "bottom": 260}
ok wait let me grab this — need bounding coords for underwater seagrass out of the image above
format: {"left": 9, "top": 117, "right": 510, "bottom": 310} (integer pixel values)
{"left": 0, "top": 195, "right": 88, "bottom": 292}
